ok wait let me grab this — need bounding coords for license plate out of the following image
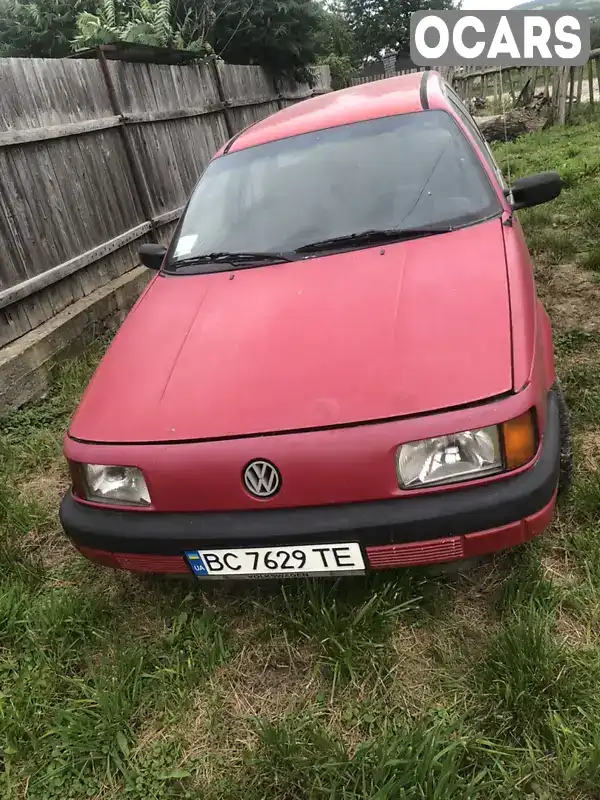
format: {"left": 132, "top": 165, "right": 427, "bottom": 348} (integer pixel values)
{"left": 184, "top": 542, "right": 365, "bottom": 579}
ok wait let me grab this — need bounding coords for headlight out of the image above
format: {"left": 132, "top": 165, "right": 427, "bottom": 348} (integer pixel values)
{"left": 397, "top": 426, "right": 502, "bottom": 489}
{"left": 397, "top": 411, "right": 537, "bottom": 490}
{"left": 78, "top": 464, "right": 151, "bottom": 506}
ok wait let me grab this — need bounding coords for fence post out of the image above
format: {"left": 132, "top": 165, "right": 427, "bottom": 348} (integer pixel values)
{"left": 505, "top": 69, "right": 515, "bottom": 105}
{"left": 530, "top": 66, "right": 538, "bottom": 95}
{"left": 210, "top": 60, "right": 236, "bottom": 137}
{"left": 271, "top": 74, "right": 284, "bottom": 110}
{"left": 96, "top": 46, "right": 158, "bottom": 243}
{"left": 576, "top": 65, "right": 584, "bottom": 105}
{"left": 557, "top": 65, "right": 570, "bottom": 125}
{"left": 567, "top": 66, "right": 576, "bottom": 120}
{"left": 548, "top": 69, "right": 560, "bottom": 121}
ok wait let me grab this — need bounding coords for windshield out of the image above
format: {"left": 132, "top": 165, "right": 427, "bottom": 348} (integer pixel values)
{"left": 166, "top": 109, "right": 501, "bottom": 271}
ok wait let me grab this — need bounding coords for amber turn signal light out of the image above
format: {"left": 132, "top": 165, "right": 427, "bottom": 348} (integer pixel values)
{"left": 502, "top": 410, "right": 537, "bottom": 470}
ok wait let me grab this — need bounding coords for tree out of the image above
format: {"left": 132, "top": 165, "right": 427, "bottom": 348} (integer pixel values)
{"left": 0, "top": 0, "right": 328, "bottom": 83}
{"left": 342, "top": 0, "right": 455, "bottom": 63}
{"left": 313, "top": 2, "right": 357, "bottom": 61}
{"left": 0, "top": 0, "right": 93, "bottom": 57}
{"left": 74, "top": 0, "right": 327, "bottom": 81}
{"left": 313, "top": 3, "right": 358, "bottom": 88}
{"left": 208, "top": 0, "right": 323, "bottom": 82}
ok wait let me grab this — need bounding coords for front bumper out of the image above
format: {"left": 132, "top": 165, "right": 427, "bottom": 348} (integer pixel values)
{"left": 59, "top": 390, "right": 562, "bottom": 574}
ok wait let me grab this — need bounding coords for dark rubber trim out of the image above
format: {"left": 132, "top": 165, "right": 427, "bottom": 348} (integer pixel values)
{"left": 223, "top": 120, "right": 260, "bottom": 154}
{"left": 60, "top": 392, "right": 561, "bottom": 556}
{"left": 420, "top": 70, "right": 430, "bottom": 109}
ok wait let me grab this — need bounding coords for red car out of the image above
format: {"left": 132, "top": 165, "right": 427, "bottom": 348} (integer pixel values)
{"left": 59, "top": 71, "right": 572, "bottom": 580}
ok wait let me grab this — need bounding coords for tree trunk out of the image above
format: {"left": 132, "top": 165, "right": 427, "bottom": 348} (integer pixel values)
{"left": 477, "top": 108, "right": 548, "bottom": 143}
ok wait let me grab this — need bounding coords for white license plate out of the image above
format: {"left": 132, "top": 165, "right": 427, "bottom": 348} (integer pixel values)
{"left": 184, "top": 542, "right": 365, "bottom": 579}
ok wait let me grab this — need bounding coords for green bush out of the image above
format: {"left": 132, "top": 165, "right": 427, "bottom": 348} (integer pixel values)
{"left": 321, "top": 53, "right": 354, "bottom": 90}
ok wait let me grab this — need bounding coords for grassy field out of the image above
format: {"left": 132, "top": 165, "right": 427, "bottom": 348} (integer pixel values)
{"left": 3, "top": 115, "right": 600, "bottom": 800}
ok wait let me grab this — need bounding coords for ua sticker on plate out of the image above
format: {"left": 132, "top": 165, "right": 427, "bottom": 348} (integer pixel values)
{"left": 184, "top": 543, "right": 365, "bottom": 579}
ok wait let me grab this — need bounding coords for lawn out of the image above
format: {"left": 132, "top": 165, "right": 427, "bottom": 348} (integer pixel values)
{"left": 3, "top": 114, "right": 600, "bottom": 800}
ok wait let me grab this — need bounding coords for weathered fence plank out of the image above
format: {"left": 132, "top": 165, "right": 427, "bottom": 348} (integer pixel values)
{"left": 0, "top": 57, "right": 112, "bottom": 131}
{"left": 217, "top": 63, "right": 280, "bottom": 130}
{"left": 0, "top": 116, "right": 122, "bottom": 147}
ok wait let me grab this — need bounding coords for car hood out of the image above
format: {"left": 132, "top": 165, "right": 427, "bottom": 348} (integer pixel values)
{"left": 69, "top": 218, "right": 513, "bottom": 444}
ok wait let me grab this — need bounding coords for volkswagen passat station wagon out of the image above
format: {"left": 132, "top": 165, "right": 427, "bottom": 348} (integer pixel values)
{"left": 59, "top": 71, "right": 572, "bottom": 580}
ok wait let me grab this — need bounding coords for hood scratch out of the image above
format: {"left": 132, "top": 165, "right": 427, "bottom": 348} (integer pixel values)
{"left": 159, "top": 288, "right": 209, "bottom": 402}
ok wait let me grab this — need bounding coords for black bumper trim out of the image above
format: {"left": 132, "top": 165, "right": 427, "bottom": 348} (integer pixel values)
{"left": 59, "top": 391, "right": 561, "bottom": 556}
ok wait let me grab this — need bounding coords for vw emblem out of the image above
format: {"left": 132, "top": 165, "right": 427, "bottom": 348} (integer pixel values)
{"left": 243, "top": 460, "right": 281, "bottom": 498}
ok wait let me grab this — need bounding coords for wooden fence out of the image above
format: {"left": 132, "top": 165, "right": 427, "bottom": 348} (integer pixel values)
{"left": 351, "top": 67, "right": 430, "bottom": 85}
{"left": 450, "top": 50, "right": 600, "bottom": 122}
{"left": 0, "top": 54, "right": 330, "bottom": 349}
{"left": 351, "top": 50, "right": 600, "bottom": 124}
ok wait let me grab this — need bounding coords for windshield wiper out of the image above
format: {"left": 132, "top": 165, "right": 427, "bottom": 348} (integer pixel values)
{"left": 295, "top": 227, "right": 455, "bottom": 254}
{"left": 170, "top": 251, "right": 297, "bottom": 268}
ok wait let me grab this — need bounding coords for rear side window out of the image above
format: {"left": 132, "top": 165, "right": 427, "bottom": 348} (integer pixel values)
{"left": 444, "top": 84, "right": 506, "bottom": 188}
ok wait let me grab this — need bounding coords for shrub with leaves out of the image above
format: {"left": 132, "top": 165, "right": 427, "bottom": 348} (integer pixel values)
{"left": 71, "top": 0, "right": 214, "bottom": 57}
{"left": 0, "top": 0, "right": 94, "bottom": 57}
{"left": 209, "top": 0, "right": 323, "bottom": 83}
{"left": 321, "top": 53, "right": 353, "bottom": 89}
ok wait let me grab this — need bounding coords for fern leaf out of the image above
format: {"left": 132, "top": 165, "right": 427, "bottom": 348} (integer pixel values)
{"left": 102, "top": 0, "right": 116, "bottom": 28}
{"left": 138, "top": 0, "right": 151, "bottom": 19}
{"left": 155, "top": 0, "right": 171, "bottom": 46}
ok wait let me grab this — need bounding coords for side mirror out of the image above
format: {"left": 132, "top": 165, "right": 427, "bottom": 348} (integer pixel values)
{"left": 139, "top": 243, "right": 167, "bottom": 271}
{"left": 505, "top": 171, "right": 562, "bottom": 211}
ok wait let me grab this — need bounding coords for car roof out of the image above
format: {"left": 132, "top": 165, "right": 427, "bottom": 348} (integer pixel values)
{"left": 220, "top": 70, "right": 442, "bottom": 156}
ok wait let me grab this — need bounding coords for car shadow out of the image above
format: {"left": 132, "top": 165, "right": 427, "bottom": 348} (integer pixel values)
{"left": 136, "top": 544, "right": 530, "bottom": 615}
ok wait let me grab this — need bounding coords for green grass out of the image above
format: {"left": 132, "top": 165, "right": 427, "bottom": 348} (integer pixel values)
{"left": 4, "top": 118, "right": 600, "bottom": 798}
{"left": 494, "top": 115, "right": 600, "bottom": 277}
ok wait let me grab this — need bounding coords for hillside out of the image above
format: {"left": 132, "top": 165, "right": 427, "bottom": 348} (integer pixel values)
{"left": 516, "top": 0, "right": 600, "bottom": 13}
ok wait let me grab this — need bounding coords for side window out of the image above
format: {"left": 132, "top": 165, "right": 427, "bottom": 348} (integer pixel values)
{"left": 444, "top": 85, "right": 507, "bottom": 189}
